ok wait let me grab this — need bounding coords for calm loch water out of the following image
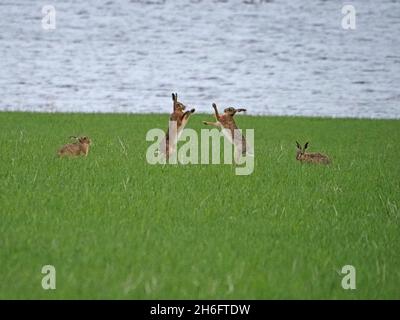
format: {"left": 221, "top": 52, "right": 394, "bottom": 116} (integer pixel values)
{"left": 0, "top": 0, "right": 399, "bottom": 118}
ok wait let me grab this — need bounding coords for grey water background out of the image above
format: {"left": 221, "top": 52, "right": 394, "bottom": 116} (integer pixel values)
{"left": 0, "top": 0, "right": 399, "bottom": 118}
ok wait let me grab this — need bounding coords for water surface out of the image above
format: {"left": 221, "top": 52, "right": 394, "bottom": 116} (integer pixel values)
{"left": 0, "top": 0, "right": 399, "bottom": 118}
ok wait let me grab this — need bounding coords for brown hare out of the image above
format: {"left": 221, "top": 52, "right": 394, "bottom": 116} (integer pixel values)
{"left": 160, "top": 93, "right": 195, "bottom": 159}
{"left": 58, "top": 136, "right": 91, "bottom": 157}
{"left": 296, "top": 141, "right": 330, "bottom": 164}
{"left": 202, "top": 103, "right": 248, "bottom": 159}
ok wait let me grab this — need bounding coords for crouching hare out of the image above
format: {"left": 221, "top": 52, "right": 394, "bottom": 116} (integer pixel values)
{"left": 58, "top": 136, "right": 91, "bottom": 157}
{"left": 296, "top": 141, "right": 330, "bottom": 164}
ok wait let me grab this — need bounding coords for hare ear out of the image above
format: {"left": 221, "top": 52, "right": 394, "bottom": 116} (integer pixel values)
{"left": 296, "top": 141, "right": 301, "bottom": 149}
{"left": 175, "top": 93, "right": 178, "bottom": 100}
{"left": 304, "top": 142, "right": 309, "bottom": 150}
{"left": 172, "top": 93, "right": 176, "bottom": 101}
{"left": 212, "top": 103, "right": 217, "bottom": 108}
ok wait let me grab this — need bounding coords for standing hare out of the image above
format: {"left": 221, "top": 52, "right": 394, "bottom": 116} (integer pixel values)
{"left": 296, "top": 141, "right": 330, "bottom": 164}
{"left": 160, "top": 93, "right": 195, "bottom": 159}
{"left": 58, "top": 136, "right": 91, "bottom": 157}
{"left": 203, "top": 103, "right": 248, "bottom": 160}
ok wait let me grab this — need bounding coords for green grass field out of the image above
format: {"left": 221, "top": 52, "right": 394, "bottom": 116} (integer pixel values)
{"left": 0, "top": 112, "right": 399, "bottom": 299}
